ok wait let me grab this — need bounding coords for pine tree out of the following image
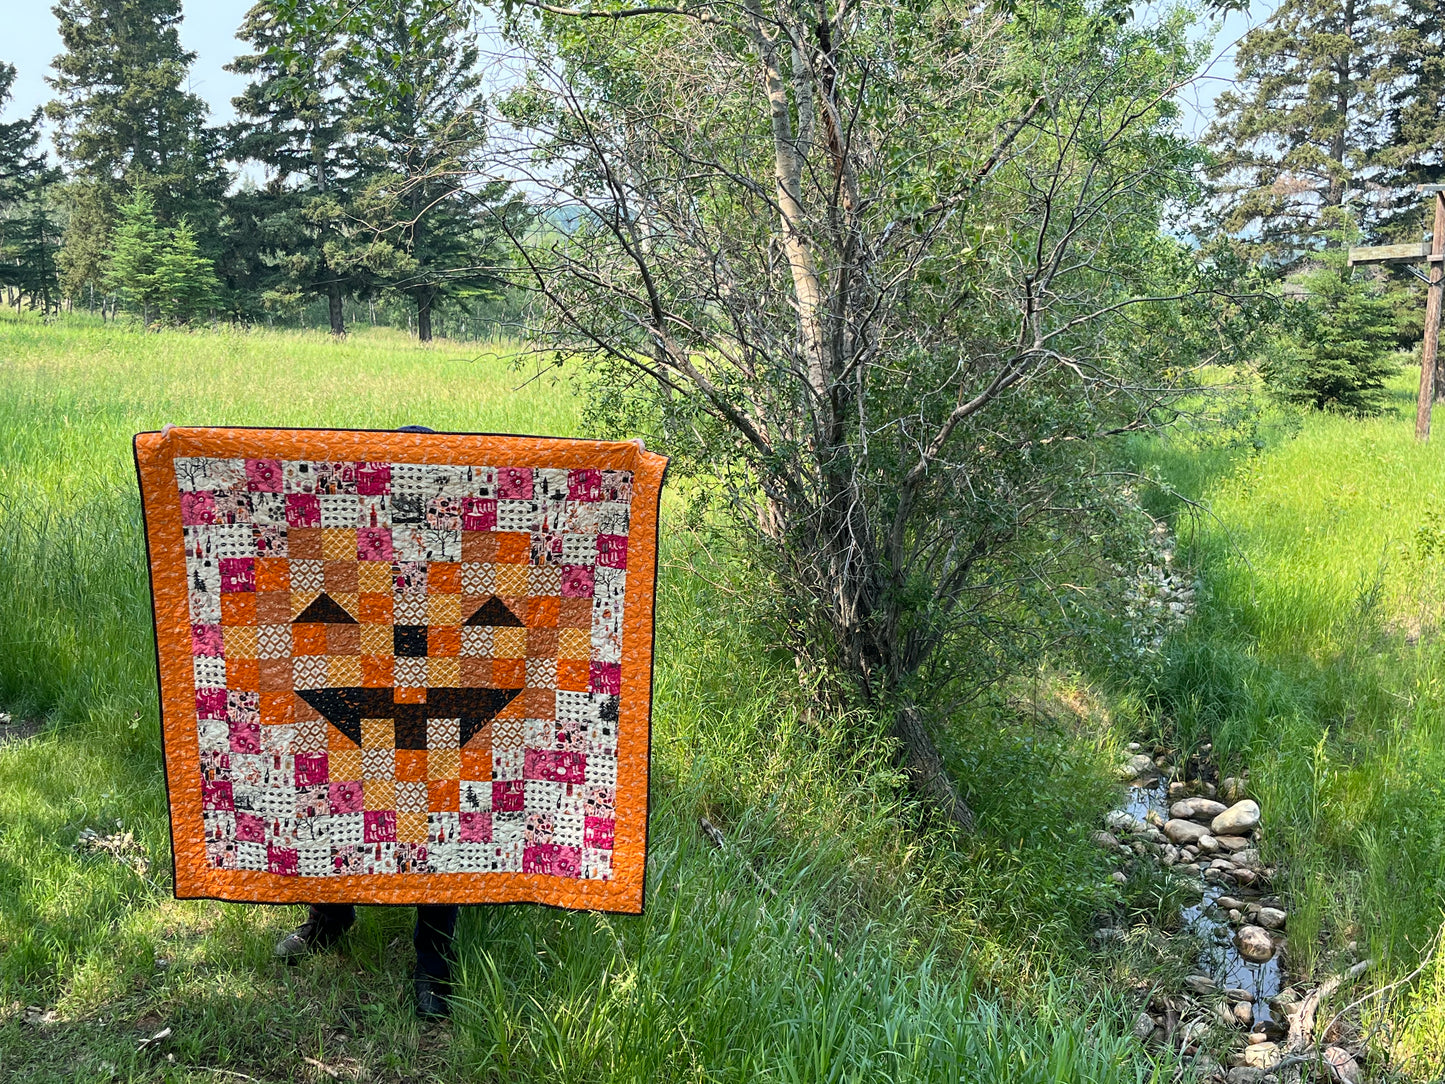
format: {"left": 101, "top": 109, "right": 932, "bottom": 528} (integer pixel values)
{"left": 1375, "top": 0, "right": 1445, "bottom": 239}
{"left": 0, "top": 63, "right": 61, "bottom": 313}
{"left": 1205, "top": 0, "right": 1396, "bottom": 264}
{"left": 154, "top": 217, "right": 220, "bottom": 325}
{"left": 46, "top": 0, "right": 226, "bottom": 293}
{"left": 226, "top": 0, "right": 359, "bottom": 334}
{"left": 107, "top": 187, "right": 163, "bottom": 325}
{"left": 343, "top": 0, "right": 512, "bottom": 341}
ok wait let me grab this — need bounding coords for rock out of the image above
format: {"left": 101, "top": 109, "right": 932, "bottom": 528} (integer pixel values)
{"left": 1216, "top": 834, "right": 1250, "bottom": 853}
{"left": 1234, "top": 848, "right": 1262, "bottom": 869}
{"left": 1210, "top": 858, "right": 1234, "bottom": 872}
{"left": 1179, "top": 1020, "right": 1209, "bottom": 1046}
{"left": 1323, "top": 1046, "right": 1360, "bottom": 1083}
{"left": 1232, "top": 1000, "right": 1254, "bottom": 1027}
{"left": 1203, "top": 782, "right": 1217, "bottom": 797}
{"left": 1223, "top": 987, "right": 1254, "bottom": 1002}
{"left": 1169, "top": 781, "right": 1190, "bottom": 800}
{"left": 1243, "top": 1042, "right": 1281, "bottom": 1069}
{"left": 1145, "top": 809, "right": 1165, "bottom": 828}
{"left": 1160, "top": 844, "right": 1179, "bottom": 866}
{"left": 1236, "top": 925, "right": 1274, "bottom": 962}
{"left": 1182, "top": 846, "right": 1198, "bottom": 861}
{"left": 1228, "top": 908, "right": 1244, "bottom": 925}
{"left": 1183, "top": 974, "right": 1217, "bottom": 995}
{"left": 1220, "top": 776, "right": 1247, "bottom": 802}
{"left": 1127, "top": 742, "right": 1143, "bottom": 752}
{"left": 1145, "top": 828, "right": 1166, "bottom": 844}
{"left": 1131, "top": 841, "right": 1152, "bottom": 857}
{"left": 1215, "top": 896, "right": 1244, "bottom": 912}
{"left": 1131, "top": 1011, "right": 1155, "bottom": 1041}
{"left": 1198, "top": 834, "right": 1221, "bottom": 853}
{"left": 1092, "top": 830, "right": 1120, "bottom": 851}
{"left": 1105, "top": 811, "right": 1145, "bottom": 835}
{"left": 1231, "top": 868, "right": 1258, "bottom": 886}
{"left": 1226, "top": 1069, "right": 1266, "bottom": 1084}
{"left": 1211, "top": 800, "right": 1261, "bottom": 836}
{"left": 1110, "top": 870, "right": 1128, "bottom": 885}
{"left": 1171, "top": 798, "right": 1228, "bottom": 821}
{"left": 1154, "top": 755, "right": 1172, "bottom": 770}
{"left": 1165, "top": 818, "right": 1211, "bottom": 845}
{"left": 1256, "top": 907, "right": 1286, "bottom": 930}
{"left": 1091, "top": 927, "right": 1124, "bottom": 944}
{"left": 1121, "top": 753, "right": 1157, "bottom": 779}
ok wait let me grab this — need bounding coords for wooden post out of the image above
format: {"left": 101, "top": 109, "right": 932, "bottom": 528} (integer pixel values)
{"left": 1421, "top": 189, "right": 1445, "bottom": 442}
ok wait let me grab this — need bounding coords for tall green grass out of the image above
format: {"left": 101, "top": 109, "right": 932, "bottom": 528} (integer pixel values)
{"left": 0, "top": 315, "right": 1157, "bottom": 1083}
{"left": 1133, "top": 373, "right": 1445, "bottom": 1073}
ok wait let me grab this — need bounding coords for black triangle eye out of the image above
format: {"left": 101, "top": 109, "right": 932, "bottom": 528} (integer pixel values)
{"left": 463, "top": 596, "right": 525, "bottom": 627}
{"left": 293, "top": 592, "right": 359, "bottom": 624}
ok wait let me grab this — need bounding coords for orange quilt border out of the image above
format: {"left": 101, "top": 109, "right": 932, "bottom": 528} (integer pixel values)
{"left": 134, "top": 426, "right": 667, "bottom": 913}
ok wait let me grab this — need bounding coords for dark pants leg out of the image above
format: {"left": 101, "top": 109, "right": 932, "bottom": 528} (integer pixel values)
{"left": 310, "top": 902, "right": 355, "bottom": 930}
{"left": 414, "top": 904, "right": 458, "bottom": 979}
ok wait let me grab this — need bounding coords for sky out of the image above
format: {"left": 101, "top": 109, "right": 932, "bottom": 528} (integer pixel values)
{"left": 2, "top": 1, "right": 1269, "bottom": 155}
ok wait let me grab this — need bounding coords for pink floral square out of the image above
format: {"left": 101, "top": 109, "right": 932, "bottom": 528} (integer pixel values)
{"left": 234, "top": 811, "right": 266, "bottom": 843}
{"left": 295, "top": 753, "right": 329, "bottom": 787}
{"left": 459, "top": 811, "right": 492, "bottom": 842}
{"left": 180, "top": 491, "right": 216, "bottom": 525}
{"left": 192, "top": 624, "right": 223, "bottom": 656}
{"left": 497, "top": 467, "right": 533, "bottom": 499}
{"left": 560, "top": 565, "right": 594, "bottom": 598}
{"left": 218, "top": 557, "right": 255, "bottom": 593}
{"left": 492, "top": 780, "right": 525, "bottom": 812}
{"left": 285, "top": 493, "right": 321, "bottom": 527}
{"left": 245, "top": 459, "right": 282, "bottom": 492}
{"left": 523, "top": 843, "right": 581, "bottom": 878}
{"left": 584, "top": 816, "right": 615, "bottom": 849}
{"left": 461, "top": 497, "right": 497, "bottom": 531}
{"left": 228, "top": 717, "right": 260, "bottom": 754}
{"left": 364, "top": 810, "right": 397, "bottom": 843}
{"left": 597, "top": 534, "right": 628, "bottom": 569}
{"left": 356, "top": 462, "right": 392, "bottom": 495}
{"left": 357, "top": 527, "right": 393, "bottom": 562}
{"left": 568, "top": 469, "right": 602, "bottom": 502}
{"left": 589, "top": 662, "right": 622, "bottom": 696}
{"left": 524, "top": 749, "right": 587, "bottom": 784}
{"left": 329, "top": 780, "right": 364, "bottom": 815}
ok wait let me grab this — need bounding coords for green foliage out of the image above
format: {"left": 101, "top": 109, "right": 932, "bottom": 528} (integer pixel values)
{"left": 152, "top": 218, "right": 220, "bottom": 325}
{"left": 1262, "top": 238, "right": 1403, "bottom": 414}
{"left": 105, "top": 188, "right": 164, "bottom": 323}
{"left": 0, "top": 62, "right": 61, "bottom": 312}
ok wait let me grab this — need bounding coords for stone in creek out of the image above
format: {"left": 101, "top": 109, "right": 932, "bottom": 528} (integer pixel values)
{"left": 1211, "top": 800, "right": 1261, "bottom": 836}
{"left": 1168, "top": 781, "right": 1190, "bottom": 800}
{"left": 1220, "top": 776, "right": 1247, "bottom": 802}
{"left": 1324, "top": 1046, "right": 1360, "bottom": 1083}
{"left": 1165, "top": 818, "right": 1210, "bottom": 845}
{"left": 1223, "top": 987, "right": 1254, "bottom": 1002}
{"left": 1183, "top": 974, "right": 1217, "bottom": 995}
{"left": 1243, "top": 1042, "right": 1281, "bottom": 1069}
{"left": 1170, "top": 797, "right": 1228, "bottom": 822}
{"left": 1216, "top": 834, "right": 1251, "bottom": 853}
{"left": 1199, "top": 834, "right": 1223, "bottom": 854}
{"left": 1236, "top": 925, "right": 1274, "bottom": 962}
{"left": 1232, "top": 1001, "right": 1254, "bottom": 1027}
{"left": 1257, "top": 906, "right": 1287, "bottom": 930}
{"left": 1182, "top": 847, "right": 1198, "bottom": 861}
{"left": 1232, "top": 868, "right": 1258, "bottom": 886}
{"left": 1160, "top": 844, "right": 1180, "bottom": 866}
{"left": 1215, "top": 895, "right": 1244, "bottom": 912}
{"left": 1145, "top": 809, "right": 1165, "bottom": 828}
{"left": 1105, "top": 811, "right": 1145, "bottom": 835}
{"left": 1246, "top": 1032, "right": 1269, "bottom": 1045}
{"left": 1228, "top": 908, "right": 1244, "bottom": 924}
{"left": 1121, "top": 753, "right": 1157, "bottom": 779}
{"left": 1092, "top": 830, "right": 1120, "bottom": 851}
{"left": 1131, "top": 1012, "right": 1155, "bottom": 1041}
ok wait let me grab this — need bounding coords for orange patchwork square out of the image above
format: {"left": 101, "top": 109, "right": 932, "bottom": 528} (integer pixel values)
{"left": 255, "top": 559, "right": 290, "bottom": 592}
{"left": 357, "top": 593, "right": 392, "bottom": 624}
{"left": 461, "top": 747, "right": 491, "bottom": 778}
{"left": 361, "top": 656, "right": 393, "bottom": 687}
{"left": 427, "top": 627, "right": 460, "bottom": 657}
{"left": 220, "top": 593, "right": 256, "bottom": 625}
{"left": 427, "top": 778, "right": 460, "bottom": 811}
{"left": 557, "top": 659, "right": 590, "bottom": 691}
{"left": 429, "top": 564, "right": 461, "bottom": 593}
{"left": 395, "top": 750, "right": 427, "bottom": 782}
{"left": 291, "top": 624, "right": 327, "bottom": 655}
{"left": 491, "top": 659, "right": 526, "bottom": 688}
{"left": 496, "top": 532, "right": 530, "bottom": 563}
{"left": 526, "top": 597, "right": 560, "bottom": 627}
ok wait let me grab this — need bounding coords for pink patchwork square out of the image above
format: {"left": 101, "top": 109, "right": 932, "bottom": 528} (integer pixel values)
{"left": 180, "top": 491, "right": 216, "bottom": 525}
{"left": 201, "top": 779, "right": 234, "bottom": 811}
{"left": 492, "top": 780, "right": 525, "bottom": 812}
{"left": 459, "top": 811, "right": 492, "bottom": 842}
{"left": 597, "top": 534, "right": 628, "bottom": 569}
{"left": 245, "top": 459, "right": 283, "bottom": 492}
{"left": 357, "top": 527, "right": 393, "bottom": 562}
{"left": 584, "top": 816, "right": 615, "bottom": 849}
{"left": 219, "top": 557, "right": 255, "bottom": 593}
{"left": 295, "top": 753, "right": 329, "bottom": 787}
{"left": 228, "top": 717, "right": 261, "bottom": 754}
{"left": 196, "top": 687, "right": 228, "bottom": 719}
{"left": 524, "top": 749, "right": 587, "bottom": 784}
{"left": 285, "top": 493, "right": 321, "bottom": 527}
{"left": 267, "top": 846, "right": 299, "bottom": 876}
{"left": 461, "top": 497, "right": 497, "bottom": 531}
{"left": 497, "top": 467, "right": 533, "bottom": 499}
{"left": 568, "top": 469, "right": 602, "bottom": 502}
{"left": 329, "top": 780, "right": 364, "bottom": 815}
{"left": 364, "top": 810, "right": 397, "bottom": 843}
{"left": 192, "top": 624, "right": 223, "bottom": 656}
{"left": 560, "top": 565, "right": 594, "bottom": 598}
{"left": 589, "top": 662, "right": 621, "bottom": 696}
{"left": 235, "top": 811, "right": 266, "bottom": 843}
{"left": 523, "top": 843, "right": 581, "bottom": 878}
{"left": 356, "top": 462, "right": 392, "bottom": 495}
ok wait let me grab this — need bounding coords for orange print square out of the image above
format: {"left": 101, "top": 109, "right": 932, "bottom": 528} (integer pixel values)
{"left": 361, "top": 656, "right": 394, "bottom": 687}
{"left": 461, "top": 747, "right": 491, "bottom": 778}
{"left": 496, "top": 532, "right": 530, "bottom": 564}
{"left": 524, "top": 688, "right": 555, "bottom": 719}
{"left": 558, "top": 598, "right": 592, "bottom": 628}
{"left": 395, "top": 750, "right": 427, "bottom": 782}
{"left": 427, "top": 779, "right": 460, "bottom": 811}
{"left": 291, "top": 624, "right": 327, "bottom": 655}
{"left": 220, "top": 593, "right": 256, "bottom": 626}
{"left": 260, "top": 691, "right": 295, "bottom": 725}
{"left": 255, "top": 558, "right": 290, "bottom": 592}
{"left": 395, "top": 686, "right": 427, "bottom": 704}
{"left": 462, "top": 532, "right": 498, "bottom": 562}
{"left": 288, "top": 528, "right": 323, "bottom": 560}
{"left": 491, "top": 659, "right": 526, "bottom": 688}
{"left": 357, "top": 593, "right": 392, "bottom": 624}
{"left": 429, "top": 564, "right": 461, "bottom": 593}
{"left": 226, "top": 658, "right": 259, "bottom": 691}
{"left": 427, "top": 749, "right": 460, "bottom": 778}
{"left": 526, "top": 597, "right": 560, "bottom": 627}
{"left": 556, "top": 659, "right": 590, "bottom": 691}
{"left": 428, "top": 627, "right": 460, "bottom": 657}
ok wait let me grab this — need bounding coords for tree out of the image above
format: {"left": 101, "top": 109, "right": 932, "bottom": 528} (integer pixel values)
{"left": 227, "top": 0, "right": 359, "bottom": 334}
{"left": 493, "top": 0, "right": 1226, "bottom": 828}
{"left": 1262, "top": 227, "right": 1403, "bottom": 414}
{"left": 154, "top": 218, "right": 220, "bottom": 325}
{"left": 0, "top": 62, "right": 60, "bottom": 311}
{"left": 107, "top": 187, "right": 163, "bottom": 324}
{"left": 344, "top": 0, "right": 513, "bottom": 341}
{"left": 1375, "top": 0, "right": 1445, "bottom": 239}
{"left": 1204, "top": 0, "right": 1395, "bottom": 264}
{"left": 47, "top": 0, "right": 226, "bottom": 299}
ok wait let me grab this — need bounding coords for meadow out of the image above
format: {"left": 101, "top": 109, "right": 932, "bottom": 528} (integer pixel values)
{"left": 0, "top": 316, "right": 1156, "bottom": 1083}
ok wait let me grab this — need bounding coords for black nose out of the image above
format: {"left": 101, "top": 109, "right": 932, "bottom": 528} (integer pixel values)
{"left": 393, "top": 624, "right": 429, "bottom": 657}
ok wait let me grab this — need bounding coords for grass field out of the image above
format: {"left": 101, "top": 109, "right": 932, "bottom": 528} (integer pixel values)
{"left": 0, "top": 316, "right": 1158, "bottom": 1083}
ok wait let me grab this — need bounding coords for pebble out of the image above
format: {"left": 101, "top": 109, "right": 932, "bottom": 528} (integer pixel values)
{"left": 1243, "top": 1041, "right": 1281, "bottom": 1069}
{"left": 1184, "top": 974, "right": 1217, "bottom": 995}
{"left": 1256, "top": 907, "right": 1286, "bottom": 930}
{"left": 1127, "top": 742, "right": 1143, "bottom": 752}
{"left": 1121, "top": 753, "right": 1157, "bottom": 779}
{"left": 1228, "top": 908, "right": 1243, "bottom": 924}
{"left": 1324, "top": 1045, "right": 1360, "bottom": 1083}
{"left": 1170, "top": 797, "right": 1228, "bottom": 821}
{"left": 1092, "top": 830, "right": 1120, "bottom": 851}
{"left": 1246, "top": 1032, "right": 1269, "bottom": 1045}
{"left": 1232, "top": 1001, "right": 1253, "bottom": 1027}
{"left": 1234, "top": 848, "right": 1262, "bottom": 869}
{"left": 1165, "top": 818, "right": 1210, "bottom": 845}
{"left": 1216, "top": 834, "right": 1250, "bottom": 853}
{"left": 1223, "top": 987, "right": 1254, "bottom": 1002}
{"left": 1105, "top": 811, "right": 1145, "bottom": 835}
{"left": 1211, "top": 800, "right": 1261, "bottom": 836}
{"left": 1232, "top": 868, "right": 1258, "bottom": 886}
{"left": 1215, "top": 896, "right": 1244, "bottom": 912}
{"left": 1236, "top": 925, "right": 1274, "bottom": 962}
{"left": 1225, "top": 1069, "right": 1265, "bottom": 1084}
{"left": 1110, "top": 870, "right": 1128, "bottom": 884}
{"left": 1160, "top": 844, "right": 1179, "bottom": 866}
{"left": 1219, "top": 777, "right": 1246, "bottom": 802}
{"left": 1168, "top": 781, "right": 1190, "bottom": 800}
{"left": 1131, "top": 1012, "right": 1154, "bottom": 1041}
{"left": 1198, "top": 834, "right": 1221, "bottom": 853}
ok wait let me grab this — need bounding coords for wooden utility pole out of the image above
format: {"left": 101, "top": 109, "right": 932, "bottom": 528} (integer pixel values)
{"left": 1348, "top": 185, "right": 1445, "bottom": 441}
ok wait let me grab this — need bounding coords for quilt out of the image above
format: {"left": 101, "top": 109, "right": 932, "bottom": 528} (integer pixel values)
{"left": 134, "top": 427, "right": 666, "bottom": 912}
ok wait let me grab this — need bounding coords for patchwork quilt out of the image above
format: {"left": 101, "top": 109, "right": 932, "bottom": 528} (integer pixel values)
{"left": 135, "top": 427, "right": 666, "bottom": 912}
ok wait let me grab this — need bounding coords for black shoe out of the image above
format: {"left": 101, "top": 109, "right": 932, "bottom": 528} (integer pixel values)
{"left": 414, "top": 971, "right": 451, "bottom": 1019}
{"left": 273, "top": 906, "right": 353, "bottom": 961}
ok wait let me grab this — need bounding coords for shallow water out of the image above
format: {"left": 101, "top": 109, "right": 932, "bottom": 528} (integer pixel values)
{"left": 1125, "top": 780, "right": 1281, "bottom": 1024}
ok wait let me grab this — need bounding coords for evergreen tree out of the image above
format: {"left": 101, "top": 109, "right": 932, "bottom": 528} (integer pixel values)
{"left": 344, "top": 0, "right": 512, "bottom": 341}
{"left": 1205, "top": 0, "right": 1395, "bottom": 264}
{"left": 106, "top": 187, "right": 163, "bottom": 325}
{"left": 226, "top": 0, "right": 359, "bottom": 333}
{"left": 1375, "top": 0, "right": 1445, "bottom": 238}
{"left": 154, "top": 218, "right": 220, "bottom": 325}
{"left": 1263, "top": 223, "right": 1403, "bottom": 413}
{"left": 56, "top": 180, "right": 112, "bottom": 313}
{"left": 46, "top": 0, "right": 226, "bottom": 291}
{"left": 0, "top": 63, "right": 61, "bottom": 312}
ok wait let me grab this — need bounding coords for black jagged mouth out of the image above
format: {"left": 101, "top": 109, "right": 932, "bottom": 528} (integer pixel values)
{"left": 295, "top": 686, "right": 524, "bottom": 749}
